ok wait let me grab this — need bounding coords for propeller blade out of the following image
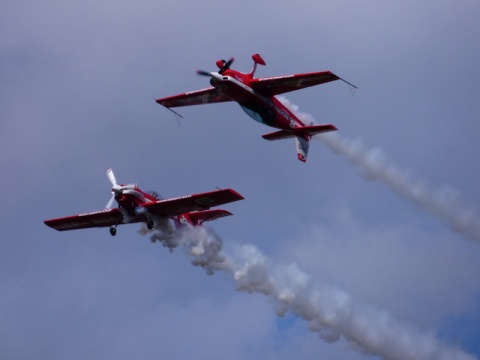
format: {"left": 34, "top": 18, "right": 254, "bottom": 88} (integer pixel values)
{"left": 196, "top": 69, "right": 211, "bottom": 76}
{"left": 219, "top": 57, "right": 234, "bottom": 74}
{"left": 106, "top": 168, "right": 117, "bottom": 186}
{"left": 105, "top": 193, "right": 116, "bottom": 210}
{"left": 106, "top": 169, "right": 119, "bottom": 209}
{"left": 198, "top": 56, "right": 235, "bottom": 76}
{"left": 224, "top": 57, "right": 234, "bottom": 69}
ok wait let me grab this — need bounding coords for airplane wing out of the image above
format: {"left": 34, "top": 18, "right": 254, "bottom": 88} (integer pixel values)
{"left": 156, "top": 87, "right": 232, "bottom": 108}
{"left": 144, "top": 188, "right": 244, "bottom": 217}
{"left": 44, "top": 208, "right": 137, "bottom": 231}
{"left": 250, "top": 71, "right": 343, "bottom": 96}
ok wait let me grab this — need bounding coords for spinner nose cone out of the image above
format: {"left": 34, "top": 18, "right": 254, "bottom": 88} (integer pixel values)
{"left": 112, "top": 184, "right": 123, "bottom": 194}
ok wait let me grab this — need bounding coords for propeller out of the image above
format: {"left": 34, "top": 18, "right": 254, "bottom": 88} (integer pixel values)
{"left": 107, "top": 168, "right": 117, "bottom": 187}
{"left": 105, "top": 193, "right": 116, "bottom": 210}
{"left": 219, "top": 57, "right": 235, "bottom": 74}
{"left": 196, "top": 57, "right": 235, "bottom": 78}
{"left": 196, "top": 69, "right": 212, "bottom": 77}
{"left": 106, "top": 168, "right": 121, "bottom": 210}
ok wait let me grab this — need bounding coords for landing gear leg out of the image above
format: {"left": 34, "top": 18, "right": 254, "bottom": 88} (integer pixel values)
{"left": 143, "top": 211, "right": 155, "bottom": 230}
{"left": 109, "top": 214, "right": 123, "bottom": 236}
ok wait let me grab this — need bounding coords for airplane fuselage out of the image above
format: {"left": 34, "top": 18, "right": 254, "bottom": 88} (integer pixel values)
{"left": 114, "top": 186, "right": 157, "bottom": 216}
{"left": 210, "top": 69, "right": 309, "bottom": 131}
{"left": 113, "top": 186, "right": 204, "bottom": 227}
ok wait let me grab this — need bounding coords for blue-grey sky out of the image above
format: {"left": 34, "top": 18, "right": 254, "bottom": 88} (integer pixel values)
{"left": 2, "top": 1, "right": 480, "bottom": 359}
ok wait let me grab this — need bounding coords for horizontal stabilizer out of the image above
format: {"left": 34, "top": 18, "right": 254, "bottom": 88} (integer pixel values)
{"left": 262, "top": 130, "right": 296, "bottom": 141}
{"left": 294, "top": 124, "right": 338, "bottom": 136}
{"left": 262, "top": 124, "right": 337, "bottom": 141}
{"left": 185, "top": 209, "right": 232, "bottom": 225}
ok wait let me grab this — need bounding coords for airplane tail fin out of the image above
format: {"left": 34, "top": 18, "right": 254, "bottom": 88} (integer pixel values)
{"left": 295, "top": 135, "right": 310, "bottom": 162}
{"left": 250, "top": 54, "right": 266, "bottom": 77}
{"left": 262, "top": 124, "right": 337, "bottom": 162}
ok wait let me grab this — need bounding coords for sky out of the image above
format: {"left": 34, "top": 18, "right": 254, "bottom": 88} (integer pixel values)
{"left": 2, "top": 1, "right": 480, "bottom": 359}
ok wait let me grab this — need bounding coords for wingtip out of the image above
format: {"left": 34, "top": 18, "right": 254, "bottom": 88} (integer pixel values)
{"left": 225, "top": 188, "right": 245, "bottom": 200}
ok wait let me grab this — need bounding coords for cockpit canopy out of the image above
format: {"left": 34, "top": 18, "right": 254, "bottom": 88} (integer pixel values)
{"left": 146, "top": 191, "right": 162, "bottom": 200}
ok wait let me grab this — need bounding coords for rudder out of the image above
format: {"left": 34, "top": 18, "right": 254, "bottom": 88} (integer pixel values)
{"left": 295, "top": 135, "right": 310, "bottom": 162}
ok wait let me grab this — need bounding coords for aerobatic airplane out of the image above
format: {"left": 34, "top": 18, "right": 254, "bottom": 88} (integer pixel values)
{"left": 156, "top": 53, "right": 356, "bottom": 162}
{"left": 44, "top": 169, "right": 244, "bottom": 236}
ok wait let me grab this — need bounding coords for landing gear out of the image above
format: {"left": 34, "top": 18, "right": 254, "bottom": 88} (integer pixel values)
{"left": 147, "top": 220, "right": 155, "bottom": 230}
{"left": 109, "top": 213, "right": 123, "bottom": 236}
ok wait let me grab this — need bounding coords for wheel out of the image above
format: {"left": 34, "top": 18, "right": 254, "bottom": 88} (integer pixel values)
{"left": 109, "top": 227, "right": 117, "bottom": 236}
{"left": 147, "top": 220, "right": 155, "bottom": 230}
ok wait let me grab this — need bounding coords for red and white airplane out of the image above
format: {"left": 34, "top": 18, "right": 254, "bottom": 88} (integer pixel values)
{"left": 44, "top": 169, "right": 244, "bottom": 236}
{"left": 156, "top": 53, "right": 356, "bottom": 162}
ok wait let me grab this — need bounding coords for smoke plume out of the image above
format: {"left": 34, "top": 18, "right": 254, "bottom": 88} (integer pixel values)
{"left": 138, "top": 98, "right": 479, "bottom": 359}
{"left": 316, "top": 133, "right": 480, "bottom": 242}
{"left": 141, "top": 222, "right": 476, "bottom": 360}
{"left": 280, "top": 95, "right": 480, "bottom": 242}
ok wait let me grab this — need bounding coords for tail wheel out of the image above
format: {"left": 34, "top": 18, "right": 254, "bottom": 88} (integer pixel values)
{"left": 109, "top": 227, "right": 117, "bottom": 236}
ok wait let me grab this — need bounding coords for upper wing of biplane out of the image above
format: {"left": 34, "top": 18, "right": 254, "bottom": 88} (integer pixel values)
{"left": 156, "top": 87, "right": 232, "bottom": 108}
{"left": 44, "top": 208, "right": 139, "bottom": 231}
{"left": 250, "top": 71, "right": 350, "bottom": 97}
{"left": 144, "top": 188, "right": 244, "bottom": 217}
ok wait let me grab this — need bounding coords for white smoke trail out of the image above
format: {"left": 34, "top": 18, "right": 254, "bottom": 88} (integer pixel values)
{"left": 141, "top": 223, "right": 476, "bottom": 360}
{"left": 279, "top": 95, "right": 480, "bottom": 242}
{"left": 316, "top": 132, "right": 480, "bottom": 242}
